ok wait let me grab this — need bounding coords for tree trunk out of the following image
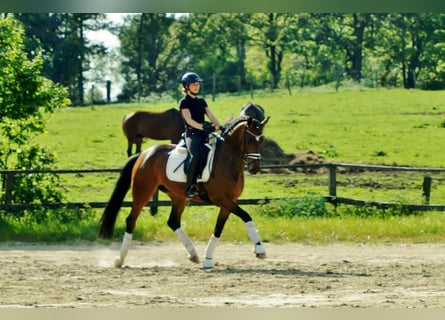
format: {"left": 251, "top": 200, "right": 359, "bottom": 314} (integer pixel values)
{"left": 350, "top": 14, "right": 369, "bottom": 83}
{"left": 136, "top": 14, "right": 145, "bottom": 102}
{"left": 77, "top": 15, "right": 85, "bottom": 106}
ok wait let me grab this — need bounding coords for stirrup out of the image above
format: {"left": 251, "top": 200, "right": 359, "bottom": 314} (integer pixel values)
{"left": 185, "top": 185, "right": 198, "bottom": 198}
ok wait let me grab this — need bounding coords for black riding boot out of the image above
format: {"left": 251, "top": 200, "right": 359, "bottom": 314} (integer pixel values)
{"left": 185, "top": 158, "right": 199, "bottom": 197}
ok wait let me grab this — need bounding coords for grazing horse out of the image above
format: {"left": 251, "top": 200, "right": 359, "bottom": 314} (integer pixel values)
{"left": 240, "top": 102, "right": 266, "bottom": 122}
{"left": 99, "top": 116, "right": 270, "bottom": 268}
{"left": 122, "top": 108, "right": 183, "bottom": 157}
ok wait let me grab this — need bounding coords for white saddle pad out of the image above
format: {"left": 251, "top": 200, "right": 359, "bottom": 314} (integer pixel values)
{"left": 166, "top": 142, "right": 217, "bottom": 183}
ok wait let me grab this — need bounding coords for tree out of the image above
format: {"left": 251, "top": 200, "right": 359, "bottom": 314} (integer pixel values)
{"left": 119, "top": 13, "right": 179, "bottom": 101}
{"left": 0, "top": 17, "right": 70, "bottom": 205}
{"left": 377, "top": 13, "right": 445, "bottom": 89}
{"left": 174, "top": 13, "right": 252, "bottom": 93}
{"left": 16, "top": 13, "right": 108, "bottom": 105}
{"left": 248, "top": 13, "right": 291, "bottom": 89}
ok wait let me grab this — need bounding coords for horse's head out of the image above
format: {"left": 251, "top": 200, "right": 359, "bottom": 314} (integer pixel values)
{"left": 243, "top": 116, "right": 270, "bottom": 174}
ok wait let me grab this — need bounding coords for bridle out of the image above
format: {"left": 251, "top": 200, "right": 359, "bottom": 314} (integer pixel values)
{"left": 243, "top": 125, "right": 263, "bottom": 162}
{"left": 219, "top": 117, "right": 264, "bottom": 163}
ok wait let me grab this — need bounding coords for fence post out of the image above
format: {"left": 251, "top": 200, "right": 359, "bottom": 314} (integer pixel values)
{"left": 150, "top": 189, "right": 159, "bottom": 216}
{"left": 4, "top": 172, "right": 14, "bottom": 206}
{"left": 212, "top": 73, "right": 216, "bottom": 102}
{"left": 328, "top": 164, "right": 337, "bottom": 199}
{"left": 422, "top": 176, "right": 432, "bottom": 204}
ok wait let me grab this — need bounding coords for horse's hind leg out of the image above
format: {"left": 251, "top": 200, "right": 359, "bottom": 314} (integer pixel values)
{"left": 114, "top": 204, "right": 147, "bottom": 268}
{"left": 135, "top": 134, "right": 143, "bottom": 154}
{"left": 202, "top": 207, "right": 231, "bottom": 268}
{"left": 126, "top": 140, "right": 133, "bottom": 157}
{"left": 115, "top": 174, "right": 157, "bottom": 268}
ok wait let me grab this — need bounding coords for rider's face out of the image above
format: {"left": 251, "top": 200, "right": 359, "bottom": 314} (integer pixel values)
{"left": 188, "top": 82, "right": 200, "bottom": 94}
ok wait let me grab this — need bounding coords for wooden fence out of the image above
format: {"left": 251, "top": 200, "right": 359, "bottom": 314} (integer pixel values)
{"left": 1, "top": 163, "right": 445, "bottom": 213}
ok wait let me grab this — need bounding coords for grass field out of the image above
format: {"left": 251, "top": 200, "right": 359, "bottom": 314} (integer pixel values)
{"left": 3, "top": 85, "right": 445, "bottom": 243}
{"left": 36, "top": 87, "right": 445, "bottom": 168}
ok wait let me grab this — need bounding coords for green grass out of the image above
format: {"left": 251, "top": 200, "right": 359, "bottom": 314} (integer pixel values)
{"left": 2, "top": 205, "right": 444, "bottom": 244}
{"left": 36, "top": 87, "right": 445, "bottom": 168}
{"left": 3, "top": 85, "right": 445, "bottom": 243}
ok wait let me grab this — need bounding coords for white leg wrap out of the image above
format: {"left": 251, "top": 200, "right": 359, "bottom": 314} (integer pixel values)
{"left": 120, "top": 232, "right": 132, "bottom": 258}
{"left": 203, "top": 234, "right": 219, "bottom": 269}
{"left": 115, "top": 232, "right": 132, "bottom": 268}
{"left": 204, "top": 234, "right": 219, "bottom": 259}
{"left": 175, "top": 228, "right": 198, "bottom": 261}
{"left": 246, "top": 221, "right": 266, "bottom": 258}
{"left": 245, "top": 221, "right": 261, "bottom": 244}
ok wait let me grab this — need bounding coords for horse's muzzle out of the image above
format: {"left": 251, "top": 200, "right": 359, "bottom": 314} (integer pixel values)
{"left": 245, "top": 153, "right": 261, "bottom": 174}
{"left": 248, "top": 166, "right": 260, "bottom": 174}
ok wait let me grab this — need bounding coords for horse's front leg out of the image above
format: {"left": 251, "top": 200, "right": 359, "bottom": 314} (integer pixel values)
{"left": 232, "top": 205, "right": 266, "bottom": 259}
{"left": 245, "top": 220, "right": 266, "bottom": 259}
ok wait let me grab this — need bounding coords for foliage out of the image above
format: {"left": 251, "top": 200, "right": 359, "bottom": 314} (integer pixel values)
{"left": 0, "top": 207, "right": 97, "bottom": 241}
{"left": 15, "top": 13, "right": 108, "bottom": 105}
{"left": 2, "top": 206, "right": 444, "bottom": 243}
{"left": 0, "top": 17, "right": 70, "bottom": 209}
{"left": 257, "top": 194, "right": 330, "bottom": 219}
{"left": 13, "top": 13, "right": 445, "bottom": 105}
{"left": 333, "top": 203, "right": 417, "bottom": 219}
{"left": 11, "top": 146, "right": 66, "bottom": 204}
{"left": 118, "top": 13, "right": 179, "bottom": 102}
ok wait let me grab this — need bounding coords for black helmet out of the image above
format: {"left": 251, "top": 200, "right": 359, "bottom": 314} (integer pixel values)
{"left": 181, "top": 72, "right": 202, "bottom": 87}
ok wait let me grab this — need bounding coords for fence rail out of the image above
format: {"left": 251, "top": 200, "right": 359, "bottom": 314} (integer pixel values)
{"left": 2, "top": 163, "right": 445, "bottom": 213}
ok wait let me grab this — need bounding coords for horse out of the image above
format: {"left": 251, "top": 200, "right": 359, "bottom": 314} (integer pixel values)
{"left": 240, "top": 102, "right": 266, "bottom": 122}
{"left": 99, "top": 116, "right": 270, "bottom": 269}
{"left": 122, "top": 108, "right": 183, "bottom": 157}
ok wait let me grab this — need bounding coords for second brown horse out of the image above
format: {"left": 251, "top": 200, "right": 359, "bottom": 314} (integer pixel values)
{"left": 122, "top": 108, "right": 183, "bottom": 157}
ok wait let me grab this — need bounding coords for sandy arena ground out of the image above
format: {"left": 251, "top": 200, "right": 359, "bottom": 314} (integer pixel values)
{"left": 1, "top": 241, "right": 445, "bottom": 308}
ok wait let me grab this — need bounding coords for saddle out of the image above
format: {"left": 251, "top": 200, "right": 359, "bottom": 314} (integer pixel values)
{"left": 166, "top": 134, "right": 219, "bottom": 183}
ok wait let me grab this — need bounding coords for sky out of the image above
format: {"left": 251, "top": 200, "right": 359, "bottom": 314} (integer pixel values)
{"left": 85, "top": 13, "right": 127, "bottom": 48}
{"left": 84, "top": 13, "right": 128, "bottom": 101}
{"left": 84, "top": 13, "right": 187, "bottom": 101}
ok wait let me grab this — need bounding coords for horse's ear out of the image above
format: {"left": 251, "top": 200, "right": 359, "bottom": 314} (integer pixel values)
{"left": 261, "top": 116, "right": 270, "bottom": 127}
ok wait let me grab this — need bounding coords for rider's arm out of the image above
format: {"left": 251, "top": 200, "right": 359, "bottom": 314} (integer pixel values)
{"left": 205, "top": 107, "right": 223, "bottom": 130}
{"left": 181, "top": 108, "right": 205, "bottom": 130}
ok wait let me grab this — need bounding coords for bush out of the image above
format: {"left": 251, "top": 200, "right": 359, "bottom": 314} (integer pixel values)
{"left": 0, "top": 207, "right": 98, "bottom": 242}
{"left": 334, "top": 203, "right": 420, "bottom": 218}
{"left": 257, "top": 194, "right": 330, "bottom": 219}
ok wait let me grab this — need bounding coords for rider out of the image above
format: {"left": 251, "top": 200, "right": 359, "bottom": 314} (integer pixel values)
{"left": 179, "top": 72, "right": 224, "bottom": 198}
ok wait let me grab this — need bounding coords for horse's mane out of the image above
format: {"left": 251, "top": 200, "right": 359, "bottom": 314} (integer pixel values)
{"left": 221, "top": 116, "right": 248, "bottom": 138}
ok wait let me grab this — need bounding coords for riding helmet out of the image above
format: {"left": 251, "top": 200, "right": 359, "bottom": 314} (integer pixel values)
{"left": 181, "top": 72, "right": 202, "bottom": 87}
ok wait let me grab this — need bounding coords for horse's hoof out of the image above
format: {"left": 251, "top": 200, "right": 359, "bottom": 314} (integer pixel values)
{"left": 256, "top": 252, "right": 267, "bottom": 259}
{"left": 254, "top": 244, "right": 266, "bottom": 259}
{"left": 202, "top": 257, "right": 214, "bottom": 269}
{"left": 189, "top": 254, "right": 200, "bottom": 263}
{"left": 114, "top": 257, "right": 123, "bottom": 268}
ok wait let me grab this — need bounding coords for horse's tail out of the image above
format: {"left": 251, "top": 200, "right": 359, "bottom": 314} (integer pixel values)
{"left": 98, "top": 153, "right": 139, "bottom": 239}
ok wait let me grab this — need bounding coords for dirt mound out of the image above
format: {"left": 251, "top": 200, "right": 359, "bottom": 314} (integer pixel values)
{"left": 261, "top": 138, "right": 326, "bottom": 173}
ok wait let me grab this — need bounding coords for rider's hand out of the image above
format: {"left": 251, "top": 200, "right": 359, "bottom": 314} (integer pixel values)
{"left": 202, "top": 122, "right": 215, "bottom": 135}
